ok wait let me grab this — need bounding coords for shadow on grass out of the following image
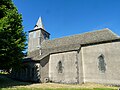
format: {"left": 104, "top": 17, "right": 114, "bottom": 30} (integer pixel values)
{"left": 0, "top": 74, "right": 118, "bottom": 90}
{"left": 0, "top": 73, "right": 32, "bottom": 88}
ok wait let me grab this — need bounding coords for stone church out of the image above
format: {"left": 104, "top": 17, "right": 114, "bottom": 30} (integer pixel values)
{"left": 11, "top": 17, "right": 120, "bottom": 85}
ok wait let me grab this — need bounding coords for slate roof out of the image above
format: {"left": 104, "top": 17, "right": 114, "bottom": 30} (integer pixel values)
{"left": 41, "top": 28, "right": 119, "bottom": 49}
{"left": 28, "top": 28, "right": 120, "bottom": 61}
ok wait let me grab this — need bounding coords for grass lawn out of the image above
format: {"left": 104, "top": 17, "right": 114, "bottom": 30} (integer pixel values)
{"left": 0, "top": 74, "right": 119, "bottom": 90}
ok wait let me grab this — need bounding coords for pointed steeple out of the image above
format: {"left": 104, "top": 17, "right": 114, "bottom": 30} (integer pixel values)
{"left": 28, "top": 17, "right": 50, "bottom": 53}
{"left": 34, "top": 17, "right": 44, "bottom": 29}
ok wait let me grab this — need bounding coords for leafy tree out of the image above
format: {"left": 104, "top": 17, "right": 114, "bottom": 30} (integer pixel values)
{"left": 0, "top": 0, "right": 26, "bottom": 71}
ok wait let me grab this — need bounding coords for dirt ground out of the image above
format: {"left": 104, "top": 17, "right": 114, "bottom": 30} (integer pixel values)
{"left": 15, "top": 83, "right": 118, "bottom": 89}
{"left": 0, "top": 74, "right": 118, "bottom": 89}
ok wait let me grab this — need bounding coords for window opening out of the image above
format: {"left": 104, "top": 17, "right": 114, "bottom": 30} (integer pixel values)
{"left": 98, "top": 54, "right": 106, "bottom": 73}
{"left": 58, "top": 61, "right": 63, "bottom": 73}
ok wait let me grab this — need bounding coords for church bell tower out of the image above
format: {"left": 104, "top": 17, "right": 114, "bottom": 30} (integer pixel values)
{"left": 28, "top": 17, "right": 50, "bottom": 53}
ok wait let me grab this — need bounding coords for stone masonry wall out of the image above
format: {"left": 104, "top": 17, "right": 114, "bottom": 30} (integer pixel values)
{"left": 40, "top": 55, "right": 49, "bottom": 83}
{"left": 28, "top": 30, "right": 41, "bottom": 52}
{"left": 82, "top": 41, "right": 120, "bottom": 85}
{"left": 49, "top": 51, "right": 78, "bottom": 84}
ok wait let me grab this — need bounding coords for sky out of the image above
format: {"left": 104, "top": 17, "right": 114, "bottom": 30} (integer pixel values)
{"left": 13, "top": 0, "right": 120, "bottom": 39}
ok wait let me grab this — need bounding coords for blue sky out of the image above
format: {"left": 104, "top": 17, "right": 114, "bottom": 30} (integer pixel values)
{"left": 13, "top": 0, "right": 120, "bottom": 39}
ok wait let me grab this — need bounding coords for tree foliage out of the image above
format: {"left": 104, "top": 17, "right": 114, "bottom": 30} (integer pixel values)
{"left": 0, "top": 0, "right": 26, "bottom": 70}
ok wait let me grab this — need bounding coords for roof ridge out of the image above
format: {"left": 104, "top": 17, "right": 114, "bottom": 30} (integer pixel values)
{"left": 105, "top": 28, "right": 119, "bottom": 37}
{"left": 41, "top": 28, "right": 120, "bottom": 50}
{"left": 50, "top": 28, "right": 118, "bottom": 41}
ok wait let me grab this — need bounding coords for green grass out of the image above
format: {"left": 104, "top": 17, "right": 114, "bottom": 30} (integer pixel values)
{"left": 0, "top": 87, "right": 117, "bottom": 90}
{"left": 0, "top": 74, "right": 31, "bottom": 88}
{"left": 0, "top": 74, "right": 118, "bottom": 90}
{"left": 0, "top": 72, "right": 8, "bottom": 74}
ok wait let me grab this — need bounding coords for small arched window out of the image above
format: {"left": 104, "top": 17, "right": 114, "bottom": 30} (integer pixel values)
{"left": 98, "top": 54, "right": 106, "bottom": 73}
{"left": 44, "top": 33, "right": 48, "bottom": 40}
{"left": 58, "top": 61, "right": 63, "bottom": 73}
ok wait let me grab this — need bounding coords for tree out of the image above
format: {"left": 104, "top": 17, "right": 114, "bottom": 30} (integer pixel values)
{"left": 0, "top": 0, "right": 26, "bottom": 71}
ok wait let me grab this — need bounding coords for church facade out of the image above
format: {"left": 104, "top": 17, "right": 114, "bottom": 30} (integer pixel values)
{"left": 11, "top": 17, "right": 120, "bottom": 85}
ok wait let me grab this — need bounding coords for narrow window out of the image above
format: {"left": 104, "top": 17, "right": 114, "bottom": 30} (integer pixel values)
{"left": 44, "top": 33, "right": 47, "bottom": 39}
{"left": 44, "top": 33, "right": 49, "bottom": 40}
{"left": 58, "top": 61, "right": 63, "bottom": 73}
{"left": 98, "top": 54, "right": 106, "bottom": 73}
